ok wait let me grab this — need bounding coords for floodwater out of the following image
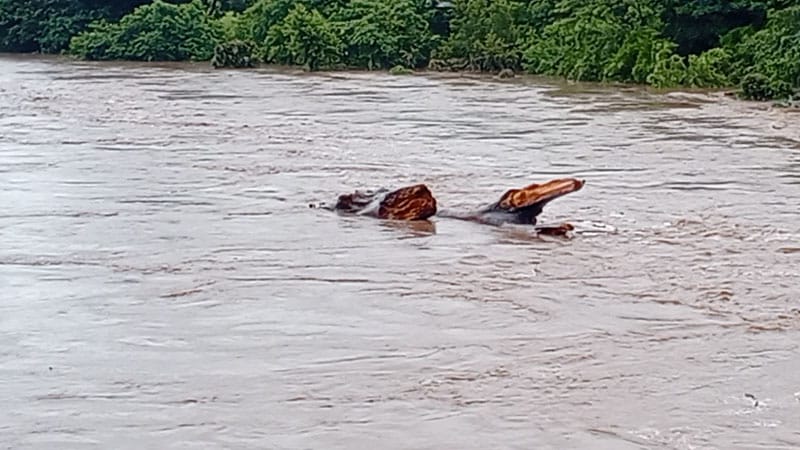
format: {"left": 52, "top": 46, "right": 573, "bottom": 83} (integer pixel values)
{"left": 1, "top": 54, "right": 799, "bottom": 450}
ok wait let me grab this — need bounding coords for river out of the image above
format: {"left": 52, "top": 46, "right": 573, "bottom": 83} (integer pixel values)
{"left": 1, "top": 55, "right": 799, "bottom": 449}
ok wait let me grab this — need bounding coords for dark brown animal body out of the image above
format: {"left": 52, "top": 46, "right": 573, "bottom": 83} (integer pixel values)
{"left": 334, "top": 184, "right": 437, "bottom": 220}
{"left": 326, "top": 178, "right": 584, "bottom": 235}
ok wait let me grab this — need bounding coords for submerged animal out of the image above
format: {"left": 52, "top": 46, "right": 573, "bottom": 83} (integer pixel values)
{"left": 332, "top": 183, "right": 438, "bottom": 220}
{"left": 318, "top": 178, "right": 584, "bottom": 236}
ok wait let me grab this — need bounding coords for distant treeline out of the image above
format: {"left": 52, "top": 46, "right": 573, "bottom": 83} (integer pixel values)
{"left": 2, "top": 0, "right": 799, "bottom": 100}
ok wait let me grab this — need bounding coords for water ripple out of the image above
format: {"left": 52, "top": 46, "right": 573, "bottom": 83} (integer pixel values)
{"left": 1, "top": 54, "right": 799, "bottom": 450}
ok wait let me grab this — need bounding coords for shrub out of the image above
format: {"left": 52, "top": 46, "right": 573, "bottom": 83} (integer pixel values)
{"left": 741, "top": 73, "right": 773, "bottom": 100}
{"left": 0, "top": 0, "right": 150, "bottom": 53}
{"left": 740, "top": 72, "right": 794, "bottom": 100}
{"left": 67, "top": 20, "right": 117, "bottom": 60}
{"left": 661, "top": 0, "right": 767, "bottom": 56}
{"left": 605, "top": 27, "right": 677, "bottom": 83}
{"left": 770, "top": 79, "right": 794, "bottom": 99}
{"left": 439, "top": 0, "right": 527, "bottom": 71}
{"left": 201, "top": 0, "right": 255, "bottom": 16}
{"left": 335, "top": 0, "right": 436, "bottom": 69}
{"left": 523, "top": 0, "right": 667, "bottom": 83}
{"left": 218, "top": 11, "right": 243, "bottom": 40}
{"left": 683, "top": 48, "right": 730, "bottom": 87}
{"left": 212, "top": 39, "right": 257, "bottom": 67}
{"left": 646, "top": 44, "right": 687, "bottom": 87}
{"left": 69, "top": 0, "right": 223, "bottom": 61}
{"left": 727, "top": 7, "right": 800, "bottom": 88}
{"left": 236, "top": 0, "right": 299, "bottom": 45}
{"left": 263, "top": 3, "right": 342, "bottom": 70}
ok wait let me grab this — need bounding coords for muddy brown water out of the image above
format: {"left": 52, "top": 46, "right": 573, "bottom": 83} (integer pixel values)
{"left": 1, "top": 54, "right": 799, "bottom": 450}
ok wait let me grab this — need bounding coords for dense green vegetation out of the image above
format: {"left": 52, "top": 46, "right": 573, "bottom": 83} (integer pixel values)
{"left": 2, "top": 0, "right": 799, "bottom": 100}
{"left": 68, "top": 0, "right": 221, "bottom": 61}
{"left": 0, "top": 0, "right": 151, "bottom": 53}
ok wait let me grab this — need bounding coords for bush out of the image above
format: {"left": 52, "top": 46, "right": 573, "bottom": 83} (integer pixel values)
{"left": 334, "top": 0, "right": 436, "bottom": 69}
{"left": 215, "top": 11, "right": 239, "bottom": 41}
{"left": 741, "top": 73, "right": 773, "bottom": 100}
{"left": 201, "top": 0, "right": 257, "bottom": 17}
{"left": 439, "top": 0, "right": 527, "bottom": 71}
{"left": 263, "top": 3, "right": 342, "bottom": 70}
{"left": 523, "top": 15, "right": 615, "bottom": 80}
{"left": 683, "top": 48, "right": 731, "bottom": 87}
{"left": 0, "top": 0, "right": 150, "bottom": 53}
{"left": 770, "top": 79, "right": 794, "bottom": 99}
{"left": 34, "top": 9, "right": 103, "bottom": 53}
{"left": 726, "top": 7, "right": 800, "bottom": 89}
{"left": 236, "top": 0, "right": 299, "bottom": 45}
{"left": 740, "top": 72, "right": 794, "bottom": 100}
{"left": 646, "top": 44, "right": 687, "bottom": 87}
{"left": 69, "top": 0, "right": 223, "bottom": 61}
{"left": 67, "top": 20, "right": 116, "bottom": 60}
{"left": 661, "top": 0, "right": 767, "bottom": 56}
{"left": 523, "top": 0, "right": 667, "bottom": 83}
{"left": 605, "top": 27, "right": 677, "bottom": 84}
{"left": 212, "top": 39, "right": 257, "bottom": 67}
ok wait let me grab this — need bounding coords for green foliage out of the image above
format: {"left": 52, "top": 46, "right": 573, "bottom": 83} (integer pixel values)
{"left": 4, "top": 0, "right": 800, "bottom": 100}
{"left": 646, "top": 44, "right": 686, "bottom": 87}
{"left": 685, "top": 48, "right": 731, "bottom": 87}
{"left": 439, "top": 0, "right": 528, "bottom": 71}
{"left": 726, "top": 6, "right": 800, "bottom": 90}
{"left": 69, "top": 0, "right": 222, "bottom": 61}
{"left": 218, "top": 11, "right": 243, "bottom": 40}
{"left": 0, "top": 0, "right": 150, "bottom": 53}
{"left": 741, "top": 72, "right": 770, "bottom": 100}
{"left": 202, "top": 0, "right": 225, "bottom": 17}
{"left": 66, "top": 20, "right": 115, "bottom": 60}
{"left": 212, "top": 39, "right": 257, "bottom": 67}
{"left": 36, "top": 9, "right": 102, "bottom": 53}
{"left": 523, "top": 0, "right": 667, "bottom": 82}
{"left": 236, "top": 0, "right": 298, "bottom": 44}
{"left": 263, "top": 3, "right": 342, "bottom": 70}
{"left": 605, "top": 27, "right": 676, "bottom": 83}
{"left": 523, "top": 14, "right": 618, "bottom": 81}
{"left": 306, "top": 0, "right": 351, "bottom": 17}
{"left": 740, "top": 72, "right": 793, "bottom": 100}
{"left": 767, "top": 0, "right": 800, "bottom": 7}
{"left": 661, "top": 0, "right": 767, "bottom": 56}
{"left": 770, "top": 79, "right": 794, "bottom": 98}
{"left": 335, "top": 0, "right": 436, "bottom": 69}
{"left": 201, "top": 0, "right": 255, "bottom": 17}
{"left": 524, "top": 0, "right": 558, "bottom": 29}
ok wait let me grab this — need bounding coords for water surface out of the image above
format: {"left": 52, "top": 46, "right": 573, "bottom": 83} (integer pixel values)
{"left": 1, "top": 55, "right": 799, "bottom": 449}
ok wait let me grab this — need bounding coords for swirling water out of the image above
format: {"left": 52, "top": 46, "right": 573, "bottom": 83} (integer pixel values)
{"left": 1, "top": 55, "right": 799, "bottom": 450}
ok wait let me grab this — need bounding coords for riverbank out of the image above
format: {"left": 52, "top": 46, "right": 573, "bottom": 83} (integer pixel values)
{"left": 3, "top": 1, "right": 799, "bottom": 101}
{"left": 8, "top": 50, "right": 800, "bottom": 114}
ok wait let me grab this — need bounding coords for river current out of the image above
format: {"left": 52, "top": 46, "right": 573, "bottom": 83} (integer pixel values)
{"left": 1, "top": 55, "right": 799, "bottom": 449}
